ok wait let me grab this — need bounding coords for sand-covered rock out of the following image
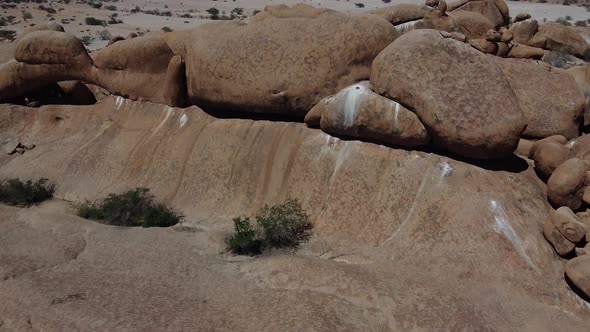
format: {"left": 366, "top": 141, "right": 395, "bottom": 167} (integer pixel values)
{"left": 371, "top": 29, "right": 525, "bottom": 159}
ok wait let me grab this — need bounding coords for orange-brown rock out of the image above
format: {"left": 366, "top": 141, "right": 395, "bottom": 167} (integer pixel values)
{"left": 495, "top": 58, "right": 584, "bottom": 139}
{"left": 534, "top": 23, "right": 590, "bottom": 59}
{"left": 448, "top": 0, "right": 509, "bottom": 29}
{"left": 509, "top": 19, "right": 538, "bottom": 44}
{"left": 1, "top": 97, "right": 589, "bottom": 330}
{"left": 317, "top": 82, "right": 430, "bottom": 148}
{"left": 470, "top": 38, "right": 498, "bottom": 54}
{"left": 371, "top": 29, "right": 525, "bottom": 159}
{"left": 507, "top": 44, "right": 545, "bottom": 59}
{"left": 565, "top": 255, "right": 590, "bottom": 299}
{"left": 531, "top": 141, "right": 570, "bottom": 179}
{"left": 547, "top": 158, "right": 588, "bottom": 210}
{"left": 550, "top": 207, "right": 587, "bottom": 243}
{"left": 543, "top": 218, "right": 576, "bottom": 256}
{"left": 183, "top": 8, "right": 398, "bottom": 115}
{"left": 448, "top": 9, "right": 495, "bottom": 40}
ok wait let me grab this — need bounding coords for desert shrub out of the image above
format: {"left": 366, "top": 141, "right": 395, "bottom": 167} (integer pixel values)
{"left": 75, "top": 188, "right": 182, "bottom": 228}
{"left": 0, "top": 178, "right": 54, "bottom": 207}
{"left": 0, "top": 29, "right": 16, "bottom": 41}
{"left": 105, "top": 5, "right": 117, "bottom": 11}
{"left": 226, "top": 217, "right": 263, "bottom": 255}
{"left": 207, "top": 7, "right": 219, "bottom": 20}
{"left": 556, "top": 17, "right": 572, "bottom": 26}
{"left": 226, "top": 199, "right": 313, "bottom": 255}
{"left": 161, "top": 26, "right": 173, "bottom": 32}
{"left": 355, "top": 3, "right": 365, "bottom": 8}
{"left": 85, "top": 16, "right": 104, "bottom": 26}
{"left": 79, "top": 35, "right": 94, "bottom": 46}
{"left": 575, "top": 20, "right": 587, "bottom": 27}
{"left": 256, "top": 199, "right": 313, "bottom": 251}
{"left": 565, "top": 15, "right": 573, "bottom": 21}
{"left": 22, "top": 11, "right": 32, "bottom": 20}
{"left": 382, "top": 0, "right": 392, "bottom": 3}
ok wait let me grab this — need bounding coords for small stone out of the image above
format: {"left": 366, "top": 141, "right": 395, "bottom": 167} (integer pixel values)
{"left": 449, "top": 32, "right": 466, "bottom": 42}
{"left": 543, "top": 218, "right": 575, "bottom": 256}
{"left": 485, "top": 29, "right": 501, "bottom": 43}
{"left": 22, "top": 143, "right": 35, "bottom": 150}
{"left": 575, "top": 247, "right": 587, "bottom": 256}
{"left": 550, "top": 207, "right": 587, "bottom": 243}
{"left": 514, "top": 13, "right": 532, "bottom": 23}
{"left": 3, "top": 139, "right": 19, "bottom": 155}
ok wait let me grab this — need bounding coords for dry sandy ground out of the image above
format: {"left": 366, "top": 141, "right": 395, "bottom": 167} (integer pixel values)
{"left": 0, "top": 0, "right": 588, "bottom": 50}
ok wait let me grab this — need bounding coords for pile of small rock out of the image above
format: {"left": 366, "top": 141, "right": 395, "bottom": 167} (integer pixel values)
{"left": 525, "top": 135, "right": 590, "bottom": 299}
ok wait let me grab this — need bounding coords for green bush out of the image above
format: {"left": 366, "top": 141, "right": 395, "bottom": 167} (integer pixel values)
{"left": 75, "top": 188, "right": 183, "bottom": 228}
{"left": 0, "top": 178, "right": 54, "bottom": 207}
{"left": 0, "top": 29, "right": 16, "bottom": 41}
{"left": 226, "top": 199, "right": 313, "bottom": 255}
{"left": 161, "top": 26, "right": 173, "bottom": 32}
{"left": 226, "top": 217, "right": 263, "bottom": 255}
{"left": 256, "top": 199, "right": 314, "bottom": 251}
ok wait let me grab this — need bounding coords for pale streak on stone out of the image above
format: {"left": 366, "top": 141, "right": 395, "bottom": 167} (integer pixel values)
{"left": 395, "top": 20, "right": 420, "bottom": 34}
{"left": 115, "top": 96, "right": 124, "bottom": 111}
{"left": 179, "top": 113, "right": 188, "bottom": 128}
{"left": 490, "top": 199, "right": 538, "bottom": 272}
{"left": 381, "top": 164, "right": 432, "bottom": 245}
{"left": 342, "top": 83, "right": 367, "bottom": 129}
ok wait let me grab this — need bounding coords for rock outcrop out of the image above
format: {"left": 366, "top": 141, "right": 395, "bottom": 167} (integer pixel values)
{"left": 314, "top": 82, "right": 430, "bottom": 148}
{"left": 371, "top": 29, "right": 525, "bottom": 159}
{"left": 495, "top": 58, "right": 584, "bottom": 139}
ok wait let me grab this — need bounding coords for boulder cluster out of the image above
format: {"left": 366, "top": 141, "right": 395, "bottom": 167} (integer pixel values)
{"left": 521, "top": 134, "right": 590, "bottom": 299}
{"left": 1, "top": 0, "right": 590, "bottom": 301}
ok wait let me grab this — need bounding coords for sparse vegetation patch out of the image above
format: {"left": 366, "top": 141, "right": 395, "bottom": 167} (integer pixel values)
{"left": 0, "top": 178, "right": 54, "bottom": 207}
{"left": 75, "top": 188, "right": 183, "bottom": 228}
{"left": 226, "top": 199, "right": 313, "bottom": 256}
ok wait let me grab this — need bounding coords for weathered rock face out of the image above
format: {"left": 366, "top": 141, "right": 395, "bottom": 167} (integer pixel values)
{"left": 182, "top": 8, "right": 398, "bottom": 115}
{"left": 547, "top": 158, "right": 588, "bottom": 211}
{"left": 14, "top": 30, "right": 92, "bottom": 68}
{"left": 509, "top": 19, "right": 538, "bottom": 44}
{"left": 566, "top": 255, "right": 590, "bottom": 300}
{"left": 1, "top": 97, "right": 589, "bottom": 330}
{"left": 371, "top": 29, "right": 525, "bottom": 159}
{"left": 507, "top": 44, "right": 545, "bottom": 60}
{"left": 543, "top": 217, "right": 576, "bottom": 256}
{"left": 531, "top": 141, "right": 570, "bottom": 180}
{"left": 534, "top": 23, "right": 590, "bottom": 59}
{"left": 448, "top": 9, "right": 495, "bottom": 40}
{"left": 495, "top": 58, "right": 584, "bottom": 139}
{"left": 317, "top": 82, "right": 431, "bottom": 148}
{"left": 448, "top": 0, "right": 509, "bottom": 29}
{"left": 550, "top": 207, "right": 587, "bottom": 243}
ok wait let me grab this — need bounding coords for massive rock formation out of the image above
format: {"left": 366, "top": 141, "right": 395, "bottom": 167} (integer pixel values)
{"left": 371, "top": 29, "right": 525, "bottom": 159}
{"left": 179, "top": 10, "right": 397, "bottom": 115}
{"left": 1, "top": 97, "right": 590, "bottom": 330}
{"left": 0, "top": 5, "right": 397, "bottom": 116}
